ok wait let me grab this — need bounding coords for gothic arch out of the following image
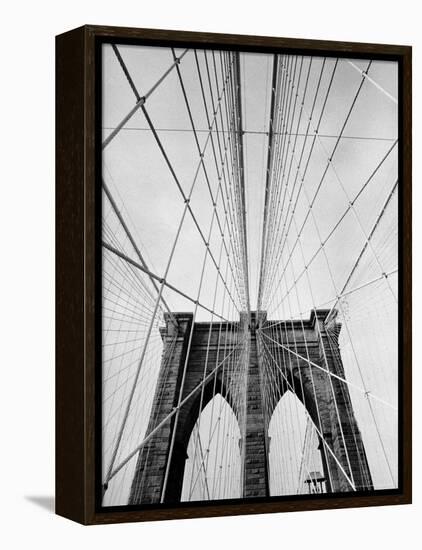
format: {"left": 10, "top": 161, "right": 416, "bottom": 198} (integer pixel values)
{"left": 177, "top": 373, "right": 241, "bottom": 453}
{"left": 263, "top": 337, "right": 373, "bottom": 493}
{"left": 181, "top": 393, "right": 242, "bottom": 501}
{"left": 268, "top": 389, "right": 322, "bottom": 495}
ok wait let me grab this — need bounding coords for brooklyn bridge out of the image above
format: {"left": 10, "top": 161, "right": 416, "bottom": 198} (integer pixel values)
{"left": 100, "top": 44, "right": 398, "bottom": 506}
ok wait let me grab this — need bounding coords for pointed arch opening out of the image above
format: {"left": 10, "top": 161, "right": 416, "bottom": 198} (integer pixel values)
{"left": 181, "top": 393, "right": 242, "bottom": 502}
{"left": 268, "top": 390, "right": 327, "bottom": 496}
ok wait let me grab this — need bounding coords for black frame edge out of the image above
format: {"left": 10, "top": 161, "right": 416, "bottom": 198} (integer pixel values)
{"left": 56, "top": 25, "right": 88, "bottom": 525}
{"left": 401, "top": 45, "right": 412, "bottom": 506}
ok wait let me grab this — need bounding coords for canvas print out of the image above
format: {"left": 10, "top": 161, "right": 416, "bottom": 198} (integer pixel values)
{"left": 100, "top": 43, "right": 398, "bottom": 507}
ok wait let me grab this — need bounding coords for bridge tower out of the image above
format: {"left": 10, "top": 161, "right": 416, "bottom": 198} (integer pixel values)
{"left": 128, "top": 310, "right": 373, "bottom": 504}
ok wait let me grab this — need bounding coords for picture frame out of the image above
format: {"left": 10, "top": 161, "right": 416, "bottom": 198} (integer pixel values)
{"left": 56, "top": 24, "right": 412, "bottom": 525}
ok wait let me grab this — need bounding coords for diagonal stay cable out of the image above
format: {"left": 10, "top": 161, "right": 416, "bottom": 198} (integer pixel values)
{"left": 170, "top": 48, "right": 246, "bottom": 309}
{"left": 264, "top": 268, "right": 398, "bottom": 332}
{"left": 105, "top": 341, "right": 243, "bottom": 484}
{"left": 264, "top": 140, "right": 398, "bottom": 315}
{"left": 325, "top": 179, "right": 399, "bottom": 322}
{"left": 262, "top": 60, "right": 375, "bottom": 310}
{"left": 259, "top": 329, "right": 397, "bottom": 411}
{"left": 102, "top": 241, "right": 230, "bottom": 322}
{"left": 260, "top": 57, "right": 336, "bottom": 309}
{"left": 103, "top": 48, "right": 244, "bottom": 489}
{"left": 259, "top": 55, "right": 330, "bottom": 308}
{"left": 111, "top": 44, "right": 141, "bottom": 101}
{"left": 102, "top": 48, "right": 189, "bottom": 149}
{"left": 102, "top": 179, "right": 176, "bottom": 326}
{"left": 347, "top": 60, "right": 398, "bottom": 104}
{"left": 261, "top": 56, "right": 308, "bottom": 306}
{"left": 292, "top": 67, "right": 398, "bottom": 303}
{"left": 259, "top": 336, "right": 356, "bottom": 491}
{"left": 139, "top": 100, "right": 240, "bottom": 314}
{"left": 110, "top": 45, "right": 241, "bottom": 313}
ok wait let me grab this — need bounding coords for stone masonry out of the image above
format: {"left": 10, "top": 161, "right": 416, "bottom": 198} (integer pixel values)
{"left": 128, "top": 310, "right": 372, "bottom": 504}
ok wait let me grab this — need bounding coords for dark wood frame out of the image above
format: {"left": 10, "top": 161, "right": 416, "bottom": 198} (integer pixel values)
{"left": 56, "top": 24, "right": 412, "bottom": 525}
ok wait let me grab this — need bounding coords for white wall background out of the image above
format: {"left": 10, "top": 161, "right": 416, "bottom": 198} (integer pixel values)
{"left": 0, "top": 1, "right": 419, "bottom": 548}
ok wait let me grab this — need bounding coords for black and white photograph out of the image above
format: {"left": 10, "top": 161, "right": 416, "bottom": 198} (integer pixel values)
{"left": 2, "top": 0, "right": 420, "bottom": 543}
{"left": 100, "top": 43, "right": 399, "bottom": 507}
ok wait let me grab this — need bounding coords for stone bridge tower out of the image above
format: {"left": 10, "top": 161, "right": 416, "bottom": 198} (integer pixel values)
{"left": 128, "top": 310, "right": 373, "bottom": 504}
